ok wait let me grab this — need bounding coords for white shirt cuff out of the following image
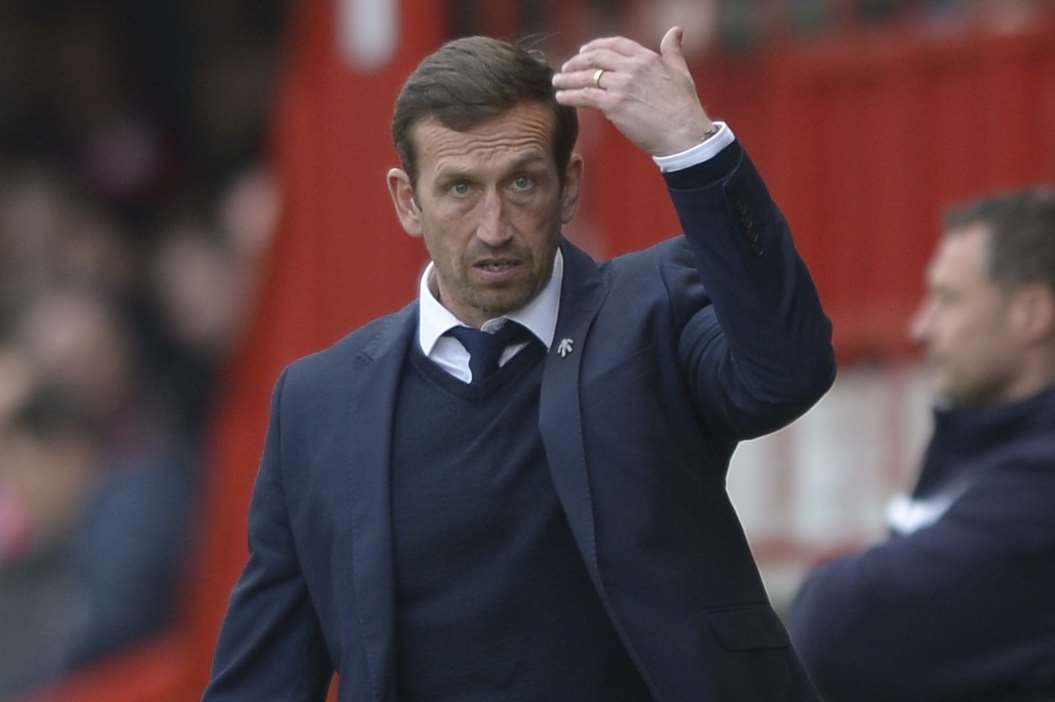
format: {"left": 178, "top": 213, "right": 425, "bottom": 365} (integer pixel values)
{"left": 652, "top": 122, "right": 735, "bottom": 173}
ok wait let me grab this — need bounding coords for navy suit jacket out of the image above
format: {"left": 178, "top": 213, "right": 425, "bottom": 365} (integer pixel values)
{"left": 790, "top": 388, "right": 1055, "bottom": 701}
{"left": 204, "top": 141, "right": 835, "bottom": 702}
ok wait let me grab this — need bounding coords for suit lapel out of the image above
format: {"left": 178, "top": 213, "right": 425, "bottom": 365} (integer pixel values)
{"left": 344, "top": 302, "right": 416, "bottom": 702}
{"left": 539, "top": 239, "right": 609, "bottom": 587}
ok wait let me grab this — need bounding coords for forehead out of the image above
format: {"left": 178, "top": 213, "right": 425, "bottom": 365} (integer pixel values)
{"left": 929, "top": 223, "right": 992, "bottom": 287}
{"left": 410, "top": 102, "right": 555, "bottom": 176}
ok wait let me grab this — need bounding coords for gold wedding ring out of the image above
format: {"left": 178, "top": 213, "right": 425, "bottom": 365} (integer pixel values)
{"left": 592, "top": 68, "right": 606, "bottom": 90}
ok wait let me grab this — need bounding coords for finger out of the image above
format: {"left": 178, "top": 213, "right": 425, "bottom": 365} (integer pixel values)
{"left": 554, "top": 86, "right": 616, "bottom": 112}
{"left": 578, "top": 35, "right": 652, "bottom": 58}
{"left": 658, "top": 26, "right": 689, "bottom": 73}
{"left": 552, "top": 68, "right": 611, "bottom": 92}
{"left": 561, "top": 47, "right": 635, "bottom": 74}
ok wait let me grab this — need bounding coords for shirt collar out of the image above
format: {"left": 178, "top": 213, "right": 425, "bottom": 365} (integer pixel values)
{"left": 418, "top": 249, "right": 563, "bottom": 355}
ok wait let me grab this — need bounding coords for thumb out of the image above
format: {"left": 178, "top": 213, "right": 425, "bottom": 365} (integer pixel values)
{"left": 659, "top": 26, "right": 688, "bottom": 69}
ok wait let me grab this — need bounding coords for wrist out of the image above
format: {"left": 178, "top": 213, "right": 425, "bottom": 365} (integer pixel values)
{"left": 653, "top": 122, "right": 735, "bottom": 173}
{"left": 653, "top": 121, "right": 719, "bottom": 158}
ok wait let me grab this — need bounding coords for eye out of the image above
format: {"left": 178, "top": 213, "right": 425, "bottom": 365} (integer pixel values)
{"left": 449, "top": 181, "right": 472, "bottom": 197}
{"left": 510, "top": 175, "right": 535, "bottom": 192}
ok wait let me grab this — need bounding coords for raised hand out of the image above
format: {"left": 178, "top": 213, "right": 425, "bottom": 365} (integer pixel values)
{"left": 552, "top": 27, "right": 716, "bottom": 157}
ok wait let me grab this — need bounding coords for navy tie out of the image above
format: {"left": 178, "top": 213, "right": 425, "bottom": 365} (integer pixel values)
{"left": 446, "top": 321, "right": 533, "bottom": 383}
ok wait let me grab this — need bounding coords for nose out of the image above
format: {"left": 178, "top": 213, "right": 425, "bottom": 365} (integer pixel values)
{"left": 908, "top": 299, "right": 932, "bottom": 344}
{"left": 475, "top": 189, "right": 512, "bottom": 247}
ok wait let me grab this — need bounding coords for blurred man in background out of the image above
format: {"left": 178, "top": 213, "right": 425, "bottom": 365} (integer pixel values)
{"left": 0, "top": 385, "right": 103, "bottom": 696}
{"left": 791, "top": 188, "right": 1055, "bottom": 700}
{"left": 0, "top": 288, "right": 199, "bottom": 695}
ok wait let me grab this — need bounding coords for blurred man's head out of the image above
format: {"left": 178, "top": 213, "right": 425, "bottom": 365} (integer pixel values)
{"left": 910, "top": 188, "right": 1055, "bottom": 407}
{"left": 0, "top": 345, "right": 36, "bottom": 427}
{"left": 1, "top": 385, "right": 103, "bottom": 545}
{"left": 14, "top": 287, "right": 137, "bottom": 421}
{"left": 152, "top": 217, "right": 247, "bottom": 357}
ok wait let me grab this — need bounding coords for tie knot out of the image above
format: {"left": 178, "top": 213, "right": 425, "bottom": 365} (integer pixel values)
{"left": 446, "top": 321, "right": 533, "bottom": 383}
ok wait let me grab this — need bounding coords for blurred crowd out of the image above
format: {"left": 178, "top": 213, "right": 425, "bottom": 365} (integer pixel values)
{"left": 0, "top": 0, "right": 285, "bottom": 696}
{"left": 452, "top": 0, "right": 1055, "bottom": 56}
{"left": 687, "top": 0, "right": 1055, "bottom": 50}
{"left": 0, "top": 0, "right": 1051, "bottom": 698}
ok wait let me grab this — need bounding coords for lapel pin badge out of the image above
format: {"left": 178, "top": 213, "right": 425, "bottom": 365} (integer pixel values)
{"left": 557, "top": 338, "right": 574, "bottom": 358}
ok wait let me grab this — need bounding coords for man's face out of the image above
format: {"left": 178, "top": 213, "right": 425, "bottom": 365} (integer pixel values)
{"left": 909, "top": 224, "right": 1020, "bottom": 407}
{"left": 387, "top": 101, "right": 582, "bottom": 328}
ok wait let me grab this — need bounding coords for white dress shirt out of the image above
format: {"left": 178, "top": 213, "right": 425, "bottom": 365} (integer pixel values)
{"left": 417, "top": 251, "right": 563, "bottom": 383}
{"left": 417, "top": 122, "right": 735, "bottom": 383}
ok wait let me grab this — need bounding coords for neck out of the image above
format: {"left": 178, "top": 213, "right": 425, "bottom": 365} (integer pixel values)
{"left": 428, "top": 269, "right": 488, "bottom": 329}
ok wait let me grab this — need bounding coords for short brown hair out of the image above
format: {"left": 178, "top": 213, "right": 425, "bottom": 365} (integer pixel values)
{"left": 391, "top": 36, "right": 578, "bottom": 188}
{"left": 945, "top": 187, "right": 1055, "bottom": 292}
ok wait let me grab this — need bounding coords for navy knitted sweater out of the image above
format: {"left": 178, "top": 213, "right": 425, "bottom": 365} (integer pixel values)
{"left": 389, "top": 343, "right": 651, "bottom": 701}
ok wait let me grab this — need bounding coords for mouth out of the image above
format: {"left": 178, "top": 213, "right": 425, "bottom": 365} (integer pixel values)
{"left": 473, "top": 258, "right": 522, "bottom": 275}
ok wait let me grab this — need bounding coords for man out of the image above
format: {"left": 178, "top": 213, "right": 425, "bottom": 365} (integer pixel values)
{"left": 204, "top": 29, "right": 834, "bottom": 701}
{"left": 790, "top": 189, "right": 1055, "bottom": 700}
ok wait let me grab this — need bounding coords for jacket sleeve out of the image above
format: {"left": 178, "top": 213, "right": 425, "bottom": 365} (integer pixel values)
{"left": 788, "top": 457, "right": 1055, "bottom": 701}
{"left": 662, "top": 140, "right": 836, "bottom": 439}
{"left": 202, "top": 369, "right": 333, "bottom": 701}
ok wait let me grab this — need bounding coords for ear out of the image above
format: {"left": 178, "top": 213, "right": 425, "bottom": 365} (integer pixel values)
{"left": 387, "top": 168, "right": 422, "bottom": 237}
{"left": 1009, "top": 282, "right": 1055, "bottom": 344}
{"left": 559, "top": 154, "right": 584, "bottom": 225}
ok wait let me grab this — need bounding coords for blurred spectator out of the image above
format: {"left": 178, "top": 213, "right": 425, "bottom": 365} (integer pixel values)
{"left": 0, "top": 0, "right": 286, "bottom": 696}
{"left": 0, "top": 347, "right": 36, "bottom": 426}
{"left": 153, "top": 217, "right": 242, "bottom": 355}
{"left": 972, "top": 0, "right": 1048, "bottom": 32}
{"left": 611, "top": 0, "right": 1055, "bottom": 50}
{"left": 61, "top": 415, "right": 196, "bottom": 672}
{"left": 0, "top": 347, "right": 39, "bottom": 563}
{"left": 0, "top": 167, "right": 136, "bottom": 324}
{"left": 14, "top": 288, "right": 146, "bottom": 434}
{"left": 790, "top": 188, "right": 1055, "bottom": 700}
{"left": 216, "top": 165, "right": 280, "bottom": 271}
{"left": 1, "top": 287, "right": 199, "bottom": 690}
{"left": 150, "top": 210, "right": 252, "bottom": 439}
{"left": 1, "top": 387, "right": 99, "bottom": 555}
{"left": 0, "top": 386, "right": 104, "bottom": 697}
